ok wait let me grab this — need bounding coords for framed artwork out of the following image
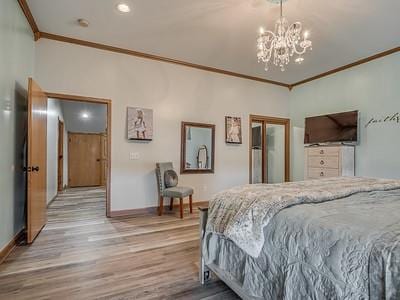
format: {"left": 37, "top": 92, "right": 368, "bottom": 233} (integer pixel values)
{"left": 127, "top": 107, "right": 153, "bottom": 141}
{"left": 225, "top": 116, "right": 242, "bottom": 144}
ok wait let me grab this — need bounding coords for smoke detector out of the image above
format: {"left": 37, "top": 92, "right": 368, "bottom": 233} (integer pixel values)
{"left": 77, "top": 18, "right": 89, "bottom": 27}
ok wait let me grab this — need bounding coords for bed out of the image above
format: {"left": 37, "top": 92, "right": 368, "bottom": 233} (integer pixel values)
{"left": 199, "top": 177, "right": 400, "bottom": 300}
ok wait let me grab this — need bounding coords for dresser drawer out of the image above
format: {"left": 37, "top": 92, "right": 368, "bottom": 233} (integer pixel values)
{"left": 308, "top": 156, "right": 339, "bottom": 169}
{"left": 308, "top": 168, "right": 340, "bottom": 179}
{"left": 307, "top": 147, "right": 340, "bottom": 156}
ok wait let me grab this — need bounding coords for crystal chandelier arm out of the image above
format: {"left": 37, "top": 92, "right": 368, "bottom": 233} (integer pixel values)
{"left": 285, "top": 22, "right": 311, "bottom": 55}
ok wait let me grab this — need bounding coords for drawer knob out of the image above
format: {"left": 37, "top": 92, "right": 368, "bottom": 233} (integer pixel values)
{"left": 320, "top": 160, "right": 325, "bottom": 165}
{"left": 320, "top": 150, "right": 324, "bottom": 154}
{"left": 320, "top": 172, "right": 324, "bottom": 177}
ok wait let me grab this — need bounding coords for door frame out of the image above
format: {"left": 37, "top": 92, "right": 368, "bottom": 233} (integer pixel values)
{"left": 249, "top": 115, "right": 290, "bottom": 183}
{"left": 57, "top": 119, "right": 64, "bottom": 192}
{"left": 46, "top": 92, "right": 112, "bottom": 217}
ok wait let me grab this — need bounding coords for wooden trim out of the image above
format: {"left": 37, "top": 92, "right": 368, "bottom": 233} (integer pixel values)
{"left": 291, "top": 47, "right": 400, "bottom": 88}
{"left": 17, "top": 0, "right": 40, "bottom": 40}
{"left": 46, "top": 92, "right": 111, "bottom": 104}
{"left": 249, "top": 115, "right": 290, "bottom": 183}
{"left": 180, "top": 122, "right": 215, "bottom": 174}
{"left": 38, "top": 32, "right": 400, "bottom": 90}
{"left": 68, "top": 131, "right": 106, "bottom": 135}
{"left": 110, "top": 201, "right": 209, "bottom": 218}
{"left": 45, "top": 92, "right": 112, "bottom": 217}
{"left": 39, "top": 32, "right": 290, "bottom": 88}
{"left": 0, "top": 229, "right": 25, "bottom": 265}
{"left": 18, "top": 1, "right": 399, "bottom": 90}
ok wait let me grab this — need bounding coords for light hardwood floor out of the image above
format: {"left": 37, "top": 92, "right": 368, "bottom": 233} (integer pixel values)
{"left": 0, "top": 188, "right": 239, "bottom": 300}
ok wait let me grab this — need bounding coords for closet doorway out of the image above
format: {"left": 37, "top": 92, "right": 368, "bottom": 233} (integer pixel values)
{"left": 249, "top": 115, "right": 290, "bottom": 184}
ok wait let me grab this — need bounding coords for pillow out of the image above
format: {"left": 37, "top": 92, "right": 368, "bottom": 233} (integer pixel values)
{"left": 164, "top": 170, "right": 178, "bottom": 188}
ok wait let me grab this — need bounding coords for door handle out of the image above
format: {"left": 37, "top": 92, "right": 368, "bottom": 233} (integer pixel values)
{"left": 32, "top": 166, "right": 40, "bottom": 172}
{"left": 96, "top": 159, "right": 101, "bottom": 162}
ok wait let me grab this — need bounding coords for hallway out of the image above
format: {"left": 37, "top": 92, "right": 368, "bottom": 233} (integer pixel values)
{"left": 0, "top": 188, "right": 236, "bottom": 299}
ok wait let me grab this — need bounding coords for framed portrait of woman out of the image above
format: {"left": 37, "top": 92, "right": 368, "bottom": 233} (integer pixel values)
{"left": 225, "top": 116, "right": 242, "bottom": 144}
{"left": 127, "top": 107, "right": 153, "bottom": 141}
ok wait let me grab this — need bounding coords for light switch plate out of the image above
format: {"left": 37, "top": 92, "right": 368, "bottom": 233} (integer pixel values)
{"left": 130, "top": 152, "right": 140, "bottom": 160}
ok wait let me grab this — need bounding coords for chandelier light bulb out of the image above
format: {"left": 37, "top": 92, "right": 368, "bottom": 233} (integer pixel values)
{"left": 259, "top": 27, "right": 265, "bottom": 34}
{"left": 304, "top": 31, "right": 309, "bottom": 39}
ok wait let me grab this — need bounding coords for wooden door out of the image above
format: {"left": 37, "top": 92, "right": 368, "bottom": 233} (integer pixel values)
{"left": 68, "top": 133, "right": 102, "bottom": 187}
{"left": 27, "top": 78, "right": 48, "bottom": 243}
{"left": 57, "top": 120, "right": 64, "bottom": 191}
{"left": 100, "top": 134, "right": 108, "bottom": 186}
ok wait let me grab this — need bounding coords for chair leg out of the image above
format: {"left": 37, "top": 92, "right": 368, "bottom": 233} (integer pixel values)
{"left": 179, "top": 198, "right": 183, "bottom": 219}
{"left": 169, "top": 198, "right": 174, "bottom": 210}
{"left": 189, "top": 194, "right": 193, "bottom": 214}
{"left": 159, "top": 196, "right": 164, "bottom": 216}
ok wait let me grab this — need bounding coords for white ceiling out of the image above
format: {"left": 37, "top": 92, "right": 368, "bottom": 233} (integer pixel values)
{"left": 28, "top": 0, "right": 400, "bottom": 84}
{"left": 59, "top": 100, "right": 107, "bottom": 133}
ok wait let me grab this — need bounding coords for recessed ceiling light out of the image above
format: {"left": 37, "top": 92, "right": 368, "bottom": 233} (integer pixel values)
{"left": 81, "top": 112, "right": 89, "bottom": 119}
{"left": 117, "top": 3, "right": 131, "bottom": 13}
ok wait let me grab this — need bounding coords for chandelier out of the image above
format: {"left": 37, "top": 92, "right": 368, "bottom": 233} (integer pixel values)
{"left": 257, "top": 0, "right": 312, "bottom": 71}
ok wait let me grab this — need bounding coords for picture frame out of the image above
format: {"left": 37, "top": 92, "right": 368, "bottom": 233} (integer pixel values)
{"left": 225, "top": 116, "right": 242, "bottom": 144}
{"left": 127, "top": 107, "right": 153, "bottom": 141}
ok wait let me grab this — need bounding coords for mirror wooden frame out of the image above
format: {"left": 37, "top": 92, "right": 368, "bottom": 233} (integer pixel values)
{"left": 180, "top": 121, "right": 215, "bottom": 174}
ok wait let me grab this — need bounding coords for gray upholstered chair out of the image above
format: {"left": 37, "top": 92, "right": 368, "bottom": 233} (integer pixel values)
{"left": 156, "top": 162, "right": 194, "bottom": 218}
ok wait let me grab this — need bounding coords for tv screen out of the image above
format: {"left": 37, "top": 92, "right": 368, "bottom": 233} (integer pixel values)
{"left": 304, "top": 110, "right": 358, "bottom": 144}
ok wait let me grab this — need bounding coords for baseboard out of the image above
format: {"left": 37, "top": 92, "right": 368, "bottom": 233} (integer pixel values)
{"left": 0, "top": 229, "right": 25, "bottom": 265}
{"left": 47, "top": 194, "right": 58, "bottom": 207}
{"left": 109, "top": 200, "right": 209, "bottom": 218}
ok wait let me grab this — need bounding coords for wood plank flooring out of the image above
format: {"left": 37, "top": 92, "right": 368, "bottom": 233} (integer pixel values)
{"left": 0, "top": 188, "right": 239, "bottom": 300}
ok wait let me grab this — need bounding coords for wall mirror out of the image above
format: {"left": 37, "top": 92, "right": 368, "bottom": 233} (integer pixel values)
{"left": 181, "top": 122, "right": 215, "bottom": 174}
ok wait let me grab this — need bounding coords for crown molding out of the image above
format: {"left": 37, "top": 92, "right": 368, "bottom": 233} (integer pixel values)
{"left": 17, "top": 1, "right": 400, "bottom": 90}
{"left": 38, "top": 32, "right": 290, "bottom": 88}
{"left": 291, "top": 47, "right": 400, "bottom": 88}
{"left": 17, "top": 0, "right": 40, "bottom": 41}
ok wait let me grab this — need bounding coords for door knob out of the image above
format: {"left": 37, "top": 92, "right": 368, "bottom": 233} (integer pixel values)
{"left": 32, "top": 166, "right": 40, "bottom": 172}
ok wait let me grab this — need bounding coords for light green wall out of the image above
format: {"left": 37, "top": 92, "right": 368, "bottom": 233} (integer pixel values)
{"left": 290, "top": 52, "right": 400, "bottom": 181}
{"left": 0, "top": 0, "right": 35, "bottom": 250}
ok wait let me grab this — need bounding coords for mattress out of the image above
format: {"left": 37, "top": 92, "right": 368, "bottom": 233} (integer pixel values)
{"left": 203, "top": 189, "right": 400, "bottom": 299}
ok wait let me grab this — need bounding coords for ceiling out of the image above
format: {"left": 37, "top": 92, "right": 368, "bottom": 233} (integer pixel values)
{"left": 59, "top": 100, "right": 107, "bottom": 133}
{"left": 28, "top": 0, "right": 400, "bottom": 84}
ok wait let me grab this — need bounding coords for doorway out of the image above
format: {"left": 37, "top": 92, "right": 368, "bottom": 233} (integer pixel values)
{"left": 46, "top": 93, "right": 112, "bottom": 217}
{"left": 249, "top": 115, "right": 290, "bottom": 184}
{"left": 26, "top": 80, "right": 112, "bottom": 244}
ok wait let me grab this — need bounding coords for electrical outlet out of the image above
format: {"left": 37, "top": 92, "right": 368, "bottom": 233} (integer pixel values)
{"left": 129, "top": 152, "right": 140, "bottom": 160}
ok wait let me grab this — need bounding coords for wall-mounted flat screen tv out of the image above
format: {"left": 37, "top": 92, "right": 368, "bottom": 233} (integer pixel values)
{"left": 304, "top": 110, "right": 359, "bottom": 144}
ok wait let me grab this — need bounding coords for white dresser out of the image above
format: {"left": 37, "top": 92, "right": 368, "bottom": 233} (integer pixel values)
{"left": 304, "top": 145, "right": 355, "bottom": 180}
